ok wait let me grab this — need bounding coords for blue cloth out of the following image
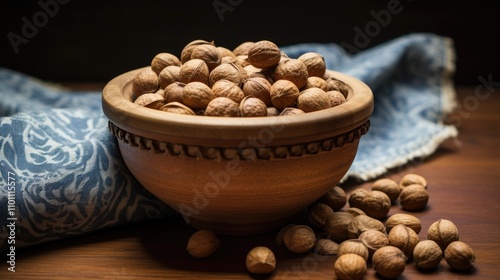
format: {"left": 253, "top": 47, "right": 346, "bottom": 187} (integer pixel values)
{"left": 0, "top": 33, "right": 458, "bottom": 250}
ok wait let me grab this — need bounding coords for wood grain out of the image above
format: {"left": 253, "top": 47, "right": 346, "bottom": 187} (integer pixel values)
{"left": 2, "top": 87, "right": 499, "bottom": 279}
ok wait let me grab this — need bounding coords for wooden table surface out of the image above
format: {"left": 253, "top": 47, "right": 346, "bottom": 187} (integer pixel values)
{"left": 2, "top": 87, "right": 499, "bottom": 279}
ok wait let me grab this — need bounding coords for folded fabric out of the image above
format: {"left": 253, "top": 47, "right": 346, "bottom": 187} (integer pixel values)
{"left": 0, "top": 33, "right": 458, "bottom": 251}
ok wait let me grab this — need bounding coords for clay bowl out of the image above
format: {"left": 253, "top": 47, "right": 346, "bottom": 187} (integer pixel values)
{"left": 102, "top": 67, "right": 373, "bottom": 235}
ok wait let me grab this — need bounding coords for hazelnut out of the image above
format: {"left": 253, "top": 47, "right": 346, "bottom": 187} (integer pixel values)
{"left": 307, "top": 203, "right": 334, "bottom": 229}
{"left": 400, "top": 173, "right": 428, "bottom": 189}
{"left": 151, "top": 52, "right": 181, "bottom": 75}
{"left": 133, "top": 93, "right": 165, "bottom": 109}
{"left": 283, "top": 225, "right": 316, "bottom": 254}
{"left": 279, "top": 107, "right": 305, "bottom": 116}
{"left": 274, "top": 58, "right": 309, "bottom": 89}
{"left": 204, "top": 97, "right": 240, "bottom": 117}
{"left": 190, "top": 44, "right": 222, "bottom": 71}
{"left": 326, "top": 90, "right": 346, "bottom": 107}
{"left": 371, "top": 178, "right": 400, "bottom": 202}
{"left": 348, "top": 188, "right": 369, "bottom": 209}
{"left": 324, "top": 211, "right": 354, "bottom": 241}
{"left": 427, "top": 218, "right": 459, "bottom": 250}
{"left": 334, "top": 253, "right": 367, "bottom": 280}
{"left": 358, "top": 229, "right": 389, "bottom": 257}
{"left": 444, "top": 241, "right": 475, "bottom": 271}
{"left": 182, "top": 81, "right": 214, "bottom": 110}
{"left": 388, "top": 224, "right": 420, "bottom": 258}
{"left": 239, "top": 96, "right": 267, "bottom": 117}
{"left": 347, "top": 214, "right": 386, "bottom": 239}
{"left": 159, "top": 65, "right": 181, "bottom": 89}
{"left": 180, "top": 39, "right": 214, "bottom": 63}
{"left": 269, "top": 79, "right": 300, "bottom": 110}
{"left": 399, "top": 184, "right": 429, "bottom": 211}
{"left": 360, "top": 190, "right": 391, "bottom": 219}
{"left": 371, "top": 246, "right": 407, "bottom": 278}
{"left": 245, "top": 246, "right": 276, "bottom": 274}
{"left": 186, "top": 229, "right": 219, "bottom": 258}
{"left": 211, "top": 79, "right": 245, "bottom": 103}
{"left": 297, "top": 52, "right": 326, "bottom": 77}
{"left": 132, "top": 67, "right": 159, "bottom": 97}
{"left": 296, "top": 88, "right": 331, "bottom": 113}
{"left": 385, "top": 213, "right": 422, "bottom": 234}
{"left": 318, "top": 186, "right": 347, "bottom": 211}
{"left": 337, "top": 239, "right": 369, "bottom": 261}
{"left": 163, "top": 82, "right": 185, "bottom": 104}
{"left": 179, "top": 58, "right": 210, "bottom": 84}
{"left": 313, "top": 238, "right": 339, "bottom": 256}
{"left": 413, "top": 240, "right": 443, "bottom": 270}
{"left": 247, "top": 40, "right": 281, "bottom": 69}
{"left": 242, "top": 76, "right": 273, "bottom": 106}
{"left": 159, "top": 102, "right": 195, "bottom": 115}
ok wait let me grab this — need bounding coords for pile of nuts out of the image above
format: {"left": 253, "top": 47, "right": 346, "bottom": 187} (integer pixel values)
{"left": 184, "top": 173, "right": 476, "bottom": 278}
{"left": 131, "top": 39, "right": 349, "bottom": 117}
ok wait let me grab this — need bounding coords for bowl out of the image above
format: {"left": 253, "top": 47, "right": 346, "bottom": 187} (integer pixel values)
{"left": 102, "top": 67, "right": 373, "bottom": 235}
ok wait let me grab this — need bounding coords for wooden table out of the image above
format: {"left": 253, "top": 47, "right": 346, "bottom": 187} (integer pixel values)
{"left": 2, "top": 87, "right": 499, "bottom": 279}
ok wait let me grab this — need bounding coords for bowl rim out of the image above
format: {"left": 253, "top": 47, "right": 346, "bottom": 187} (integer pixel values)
{"left": 102, "top": 67, "right": 373, "bottom": 146}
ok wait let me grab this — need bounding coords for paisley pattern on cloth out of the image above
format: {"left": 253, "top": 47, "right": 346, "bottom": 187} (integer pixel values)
{"left": 0, "top": 33, "right": 457, "bottom": 251}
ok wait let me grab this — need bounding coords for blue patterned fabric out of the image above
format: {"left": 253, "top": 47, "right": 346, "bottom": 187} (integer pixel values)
{"left": 0, "top": 33, "right": 457, "bottom": 250}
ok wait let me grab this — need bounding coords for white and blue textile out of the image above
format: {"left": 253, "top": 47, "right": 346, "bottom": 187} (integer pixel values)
{"left": 0, "top": 33, "right": 458, "bottom": 250}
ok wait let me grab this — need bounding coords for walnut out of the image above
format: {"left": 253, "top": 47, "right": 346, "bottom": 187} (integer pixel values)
{"left": 279, "top": 107, "right": 305, "bottom": 116}
{"left": 133, "top": 93, "right": 165, "bottom": 109}
{"left": 371, "top": 246, "right": 407, "bottom": 278}
{"left": 242, "top": 76, "right": 273, "bottom": 106}
{"left": 245, "top": 246, "right": 276, "bottom": 274}
{"left": 337, "top": 239, "right": 369, "bottom": 261}
{"left": 400, "top": 173, "right": 428, "bottom": 189}
{"left": 387, "top": 224, "right": 420, "bottom": 258}
{"left": 151, "top": 52, "right": 181, "bottom": 75}
{"left": 324, "top": 211, "right": 354, "bottom": 241}
{"left": 341, "top": 207, "right": 366, "bottom": 217}
{"left": 334, "top": 253, "right": 367, "bottom": 280}
{"left": 132, "top": 67, "right": 159, "bottom": 97}
{"left": 239, "top": 96, "right": 267, "bottom": 117}
{"left": 283, "top": 225, "right": 316, "bottom": 254}
{"left": 190, "top": 44, "right": 222, "bottom": 71}
{"left": 159, "top": 102, "right": 195, "bottom": 115}
{"left": 302, "top": 76, "right": 328, "bottom": 91}
{"left": 163, "top": 82, "right": 185, "bottom": 103}
{"left": 360, "top": 190, "right": 391, "bottom": 219}
{"left": 296, "top": 88, "right": 331, "bottom": 113}
{"left": 211, "top": 79, "right": 245, "bottom": 103}
{"left": 209, "top": 62, "right": 247, "bottom": 87}
{"left": 298, "top": 52, "right": 326, "bottom": 77}
{"left": 186, "top": 229, "right": 219, "bottom": 258}
{"left": 313, "top": 238, "right": 339, "bottom": 256}
{"left": 399, "top": 184, "right": 429, "bottom": 211}
{"left": 274, "top": 58, "right": 309, "bottom": 89}
{"left": 232, "top": 41, "right": 255, "bottom": 56}
{"left": 204, "top": 97, "right": 240, "bottom": 117}
{"left": 180, "top": 39, "right": 214, "bottom": 63}
{"left": 247, "top": 40, "right": 282, "bottom": 69}
{"left": 182, "top": 81, "right": 214, "bottom": 110}
{"left": 270, "top": 79, "right": 300, "bottom": 110}
{"left": 307, "top": 202, "right": 334, "bottom": 229}
{"left": 347, "top": 214, "right": 386, "bottom": 239}
{"left": 326, "top": 90, "right": 347, "bottom": 107}
{"left": 427, "top": 218, "right": 459, "bottom": 250}
{"left": 371, "top": 178, "right": 401, "bottom": 203}
{"left": 179, "top": 58, "right": 210, "bottom": 84}
{"left": 325, "top": 77, "right": 349, "bottom": 97}
{"left": 348, "top": 188, "right": 370, "bottom": 209}
{"left": 276, "top": 223, "right": 295, "bottom": 246}
{"left": 266, "top": 107, "right": 280, "bottom": 116}
{"left": 413, "top": 240, "right": 443, "bottom": 270}
{"left": 318, "top": 185, "right": 347, "bottom": 211}
{"left": 358, "top": 229, "right": 389, "bottom": 257}
{"left": 444, "top": 241, "right": 475, "bottom": 271}
{"left": 158, "top": 65, "right": 181, "bottom": 89}
{"left": 385, "top": 213, "right": 422, "bottom": 234}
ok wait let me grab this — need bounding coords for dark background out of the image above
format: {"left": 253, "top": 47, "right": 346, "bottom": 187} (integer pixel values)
{"left": 1, "top": 0, "right": 499, "bottom": 86}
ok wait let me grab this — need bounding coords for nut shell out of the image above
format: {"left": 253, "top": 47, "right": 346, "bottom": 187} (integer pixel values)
{"left": 371, "top": 178, "right": 401, "bottom": 202}
{"left": 444, "top": 241, "right": 475, "bottom": 271}
{"left": 270, "top": 79, "right": 300, "bottom": 109}
{"left": 324, "top": 211, "right": 354, "bottom": 241}
{"left": 427, "top": 218, "right": 459, "bottom": 250}
{"left": 358, "top": 229, "right": 389, "bottom": 257}
{"left": 296, "top": 88, "right": 331, "bottom": 113}
{"left": 242, "top": 76, "right": 273, "bottom": 106}
{"left": 274, "top": 59, "right": 309, "bottom": 89}
{"left": 186, "top": 229, "right": 219, "bottom": 258}
{"left": 151, "top": 52, "right": 181, "bottom": 75}
{"left": 179, "top": 58, "right": 209, "bottom": 84}
{"left": 400, "top": 173, "right": 428, "bottom": 188}
{"left": 318, "top": 186, "right": 347, "bottom": 211}
{"left": 360, "top": 190, "right": 391, "bottom": 219}
{"left": 283, "top": 225, "right": 316, "bottom": 253}
{"left": 247, "top": 40, "right": 281, "bottom": 69}
{"left": 307, "top": 203, "right": 334, "bottom": 229}
{"left": 337, "top": 239, "right": 369, "bottom": 261}
{"left": 182, "top": 82, "right": 214, "bottom": 110}
{"left": 387, "top": 224, "right": 420, "bottom": 258}
{"left": 239, "top": 96, "right": 267, "bottom": 117}
{"left": 334, "top": 253, "right": 367, "bottom": 280}
{"left": 413, "top": 240, "right": 443, "bottom": 270}
{"left": 385, "top": 213, "right": 422, "bottom": 234}
{"left": 245, "top": 246, "right": 276, "bottom": 274}
{"left": 399, "top": 184, "right": 429, "bottom": 211}
{"left": 298, "top": 52, "right": 326, "bottom": 77}
{"left": 132, "top": 67, "right": 159, "bottom": 97}
{"left": 347, "top": 214, "right": 386, "bottom": 239}
{"left": 372, "top": 246, "right": 407, "bottom": 278}
{"left": 204, "top": 97, "right": 240, "bottom": 117}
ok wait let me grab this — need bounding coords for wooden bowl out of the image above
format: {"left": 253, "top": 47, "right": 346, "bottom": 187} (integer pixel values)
{"left": 102, "top": 67, "right": 373, "bottom": 235}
